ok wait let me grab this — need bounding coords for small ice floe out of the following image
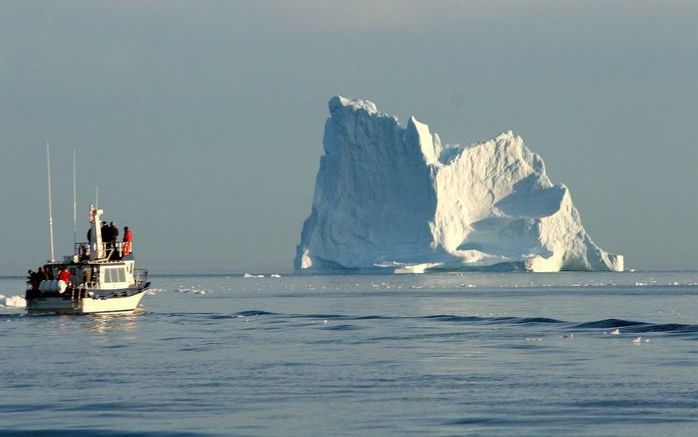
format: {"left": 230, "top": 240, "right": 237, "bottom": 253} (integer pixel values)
{"left": 525, "top": 337, "right": 544, "bottom": 342}
{"left": 322, "top": 320, "right": 328, "bottom": 324}
{"left": 610, "top": 328, "right": 621, "bottom": 335}
{"left": 459, "top": 284, "right": 476, "bottom": 288}
{"left": 632, "top": 336, "right": 643, "bottom": 344}
{"left": 243, "top": 273, "right": 265, "bottom": 278}
{"left": 270, "top": 274, "right": 282, "bottom": 278}
{"left": 560, "top": 333, "right": 575, "bottom": 339}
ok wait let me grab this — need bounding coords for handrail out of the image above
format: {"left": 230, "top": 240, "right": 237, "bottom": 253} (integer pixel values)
{"left": 134, "top": 269, "right": 148, "bottom": 284}
{"left": 74, "top": 241, "right": 134, "bottom": 262}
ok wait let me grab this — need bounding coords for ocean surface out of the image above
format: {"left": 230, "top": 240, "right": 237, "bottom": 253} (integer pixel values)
{"left": 1, "top": 271, "right": 698, "bottom": 436}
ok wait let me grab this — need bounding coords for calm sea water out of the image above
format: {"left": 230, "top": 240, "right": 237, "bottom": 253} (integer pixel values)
{"left": 1, "top": 271, "right": 698, "bottom": 436}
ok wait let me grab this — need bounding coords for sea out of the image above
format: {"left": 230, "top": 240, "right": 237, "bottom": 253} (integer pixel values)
{"left": 1, "top": 271, "right": 697, "bottom": 436}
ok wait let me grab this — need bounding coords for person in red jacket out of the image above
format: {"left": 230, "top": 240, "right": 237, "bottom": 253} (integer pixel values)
{"left": 57, "top": 267, "right": 71, "bottom": 283}
{"left": 122, "top": 226, "right": 134, "bottom": 257}
{"left": 57, "top": 267, "right": 72, "bottom": 294}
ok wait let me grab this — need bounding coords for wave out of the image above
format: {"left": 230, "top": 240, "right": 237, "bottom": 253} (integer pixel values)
{"left": 235, "top": 310, "right": 277, "bottom": 317}
{"left": 225, "top": 310, "right": 698, "bottom": 336}
{"left": 573, "top": 318, "right": 645, "bottom": 329}
{"left": 571, "top": 318, "right": 698, "bottom": 333}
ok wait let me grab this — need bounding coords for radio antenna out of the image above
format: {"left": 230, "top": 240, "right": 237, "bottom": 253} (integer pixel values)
{"left": 73, "top": 149, "right": 77, "bottom": 246}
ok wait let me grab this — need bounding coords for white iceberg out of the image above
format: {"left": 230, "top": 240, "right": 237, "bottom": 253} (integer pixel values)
{"left": 295, "top": 96, "right": 623, "bottom": 273}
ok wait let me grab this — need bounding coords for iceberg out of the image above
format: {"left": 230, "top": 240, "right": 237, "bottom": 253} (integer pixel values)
{"left": 295, "top": 96, "right": 623, "bottom": 273}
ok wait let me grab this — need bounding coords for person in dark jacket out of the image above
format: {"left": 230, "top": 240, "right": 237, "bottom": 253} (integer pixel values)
{"left": 101, "top": 222, "right": 111, "bottom": 245}
{"left": 26, "top": 270, "right": 35, "bottom": 299}
{"left": 42, "top": 265, "right": 54, "bottom": 280}
{"left": 110, "top": 222, "right": 119, "bottom": 243}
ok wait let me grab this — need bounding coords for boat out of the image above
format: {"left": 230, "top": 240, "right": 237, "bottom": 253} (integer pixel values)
{"left": 26, "top": 204, "right": 150, "bottom": 314}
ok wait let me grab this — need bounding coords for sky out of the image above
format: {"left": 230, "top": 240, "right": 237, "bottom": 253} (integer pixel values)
{"left": 1, "top": 0, "right": 697, "bottom": 275}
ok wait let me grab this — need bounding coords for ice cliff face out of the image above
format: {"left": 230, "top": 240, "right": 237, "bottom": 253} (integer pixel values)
{"left": 295, "top": 96, "right": 623, "bottom": 273}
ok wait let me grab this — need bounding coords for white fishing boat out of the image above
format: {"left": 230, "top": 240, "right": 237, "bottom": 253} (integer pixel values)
{"left": 25, "top": 144, "right": 150, "bottom": 314}
{"left": 26, "top": 204, "right": 150, "bottom": 314}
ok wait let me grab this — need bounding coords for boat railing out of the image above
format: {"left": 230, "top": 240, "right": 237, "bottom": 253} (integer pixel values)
{"left": 134, "top": 269, "right": 148, "bottom": 285}
{"left": 74, "top": 241, "right": 134, "bottom": 261}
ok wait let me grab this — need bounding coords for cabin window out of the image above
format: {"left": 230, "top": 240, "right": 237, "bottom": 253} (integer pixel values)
{"left": 103, "top": 267, "right": 126, "bottom": 283}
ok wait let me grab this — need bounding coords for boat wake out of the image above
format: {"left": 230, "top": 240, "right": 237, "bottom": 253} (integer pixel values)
{"left": 0, "top": 294, "right": 26, "bottom": 308}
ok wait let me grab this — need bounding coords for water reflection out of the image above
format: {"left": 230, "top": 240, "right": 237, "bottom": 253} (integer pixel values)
{"left": 83, "top": 310, "right": 146, "bottom": 334}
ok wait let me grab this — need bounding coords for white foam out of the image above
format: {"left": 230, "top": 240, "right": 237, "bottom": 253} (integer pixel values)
{"left": 175, "top": 287, "right": 208, "bottom": 294}
{"left": 0, "top": 294, "right": 26, "bottom": 308}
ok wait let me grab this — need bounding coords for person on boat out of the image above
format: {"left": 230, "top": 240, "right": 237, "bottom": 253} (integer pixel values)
{"left": 26, "top": 270, "right": 37, "bottom": 299}
{"left": 82, "top": 266, "right": 92, "bottom": 285}
{"left": 122, "top": 226, "right": 133, "bottom": 257}
{"left": 110, "top": 222, "right": 119, "bottom": 243}
{"left": 26, "top": 270, "right": 33, "bottom": 299}
{"left": 109, "top": 222, "right": 119, "bottom": 260}
{"left": 42, "top": 265, "right": 54, "bottom": 280}
{"left": 57, "top": 267, "right": 71, "bottom": 294}
{"left": 31, "top": 270, "right": 41, "bottom": 291}
{"left": 101, "top": 221, "right": 110, "bottom": 246}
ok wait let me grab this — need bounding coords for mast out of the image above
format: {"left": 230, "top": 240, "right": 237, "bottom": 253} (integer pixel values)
{"left": 73, "top": 149, "right": 77, "bottom": 247}
{"left": 89, "top": 204, "right": 105, "bottom": 260}
{"left": 46, "top": 142, "right": 56, "bottom": 263}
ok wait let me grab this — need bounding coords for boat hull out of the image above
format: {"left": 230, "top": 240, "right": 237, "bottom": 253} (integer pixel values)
{"left": 26, "top": 289, "right": 147, "bottom": 315}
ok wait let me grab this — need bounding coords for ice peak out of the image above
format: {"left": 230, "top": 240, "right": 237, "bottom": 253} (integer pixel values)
{"left": 329, "top": 95, "right": 378, "bottom": 114}
{"left": 496, "top": 130, "right": 517, "bottom": 141}
{"left": 406, "top": 116, "right": 437, "bottom": 165}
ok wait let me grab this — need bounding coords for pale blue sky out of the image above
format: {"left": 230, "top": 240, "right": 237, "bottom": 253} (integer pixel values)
{"left": 1, "top": 1, "right": 696, "bottom": 274}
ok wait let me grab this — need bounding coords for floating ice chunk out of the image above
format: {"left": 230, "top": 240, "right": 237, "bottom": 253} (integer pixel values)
{"left": 610, "top": 328, "right": 621, "bottom": 335}
{"left": 243, "top": 273, "right": 265, "bottom": 278}
{"left": 632, "top": 336, "right": 643, "bottom": 344}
